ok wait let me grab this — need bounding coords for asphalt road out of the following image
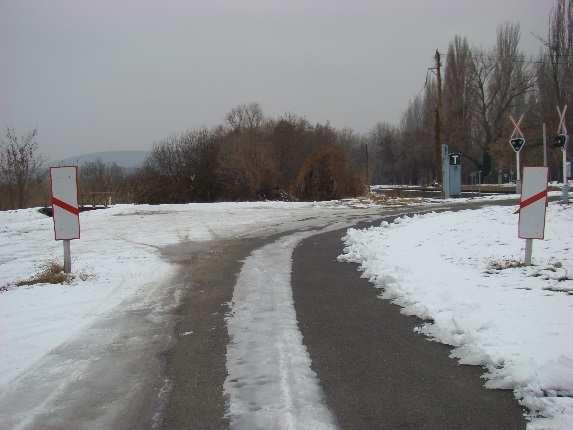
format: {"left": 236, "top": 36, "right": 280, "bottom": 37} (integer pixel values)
{"left": 292, "top": 220, "right": 526, "bottom": 430}
{"left": 0, "top": 199, "right": 531, "bottom": 429}
{"left": 157, "top": 202, "right": 526, "bottom": 429}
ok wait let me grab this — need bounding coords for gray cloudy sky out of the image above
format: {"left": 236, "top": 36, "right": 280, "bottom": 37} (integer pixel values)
{"left": 1, "top": 0, "right": 552, "bottom": 160}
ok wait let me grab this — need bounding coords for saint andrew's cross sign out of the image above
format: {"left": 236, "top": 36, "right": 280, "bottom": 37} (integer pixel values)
{"left": 509, "top": 114, "right": 526, "bottom": 193}
{"left": 509, "top": 114, "right": 526, "bottom": 153}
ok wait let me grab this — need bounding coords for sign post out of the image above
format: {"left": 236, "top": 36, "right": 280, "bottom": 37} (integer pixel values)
{"left": 448, "top": 152, "right": 462, "bottom": 196}
{"left": 509, "top": 114, "right": 526, "bottom": 194}
{"left": 50, "top": 166, "right": 80, "bottom": 273}
{"left": 516, "top": 167, "right": 549, "bottom": 265}
{"left": 555, "top": 105, "right": 569, "bottom": 204}
{"left": 441, "top": 144, "right": 450, "bottom": 199}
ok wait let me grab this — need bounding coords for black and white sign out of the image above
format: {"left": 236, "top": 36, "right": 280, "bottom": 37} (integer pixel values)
{"left": 50, "top": 166, "right": 80, "bottom": 240}
{"left": 553, "top": 133, "right": 568, "bottom": 149}
{"left": 448, "top": 152, "right": 461, "bottom": 165}
{"left": 518, "top": 167, "right": 548, "bottom": 239}
{"left": 510, "top": 137, "right": 526, "bottom": 153}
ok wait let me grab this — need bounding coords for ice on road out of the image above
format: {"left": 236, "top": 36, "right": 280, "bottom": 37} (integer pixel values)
{"left": 224, "top": 232, "right": 338, "bottom": 430}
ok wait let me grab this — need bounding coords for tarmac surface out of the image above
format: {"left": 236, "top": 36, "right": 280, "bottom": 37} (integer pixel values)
{"left": 158, "top": 201, "right": 526, "bottom": 429}
{"left": 292, "top": 221, "right": 526, "bottom": 429}
{"left": 0, "top": 199, "right": 530, "bottom": 429}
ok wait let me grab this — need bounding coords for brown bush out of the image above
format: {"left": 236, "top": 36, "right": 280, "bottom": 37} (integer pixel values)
{"left": 292, "top": 145, "right": 364, "bottom": 201}
{"left": 16, "top": 261, "right": 72, "bottom": 286}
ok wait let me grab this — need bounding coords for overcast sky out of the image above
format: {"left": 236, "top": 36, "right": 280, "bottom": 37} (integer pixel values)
{"left": 0, "top": 0, "right": 552, "bottom": 160}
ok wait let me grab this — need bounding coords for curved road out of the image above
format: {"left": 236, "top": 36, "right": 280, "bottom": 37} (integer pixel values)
{"left": 0, "top": 201, "right": 527, "bottom": 429}
{"left": 160, "top": 205, "right": 525, "bottom": 429}
{"left": 292, "top": 223, "right": 525, "bottom": 429}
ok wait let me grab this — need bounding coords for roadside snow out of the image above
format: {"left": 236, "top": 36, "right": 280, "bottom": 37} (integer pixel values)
{"left": 339, "top": 203, "right": 573, "bottom": 429}
{"left": 224, "top": 232, "right": 338, "bottom": 430}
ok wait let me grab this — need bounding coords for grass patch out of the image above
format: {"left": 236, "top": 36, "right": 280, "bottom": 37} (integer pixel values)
{"left": 486, "top": 258, "right": 526, "bottom": 272}
{"left": 16, "top": 261, "right": 75, "bottom": 286}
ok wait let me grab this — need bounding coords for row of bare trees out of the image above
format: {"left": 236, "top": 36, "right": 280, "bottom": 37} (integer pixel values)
{"left": 373, "top": 1, "right": 572, "bottom": 185}
{"left": 0, "top": 105, "right": 366, "bottom": 209}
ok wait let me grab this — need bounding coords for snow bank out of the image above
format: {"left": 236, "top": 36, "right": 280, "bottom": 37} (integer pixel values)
{"left": 339, "top": 203, "right": 573, "bottom": 429}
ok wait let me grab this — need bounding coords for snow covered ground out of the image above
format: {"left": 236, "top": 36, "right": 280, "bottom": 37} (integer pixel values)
{"left": 3, "top": 199, "right": 439, "bottom": 396}
{"left": 339, "top": 202, "right": 573, "bottom": 429}
{"left": 0, "top": 201, "right": 357, "bottom": 390}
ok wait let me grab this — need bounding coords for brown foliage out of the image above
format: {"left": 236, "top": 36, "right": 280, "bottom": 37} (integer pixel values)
{"left": 292, "top": 145, "right": 364, "bottom": 200}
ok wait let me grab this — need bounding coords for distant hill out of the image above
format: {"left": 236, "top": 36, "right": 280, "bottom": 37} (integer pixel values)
{"left": 54, "top": 150, "right": 149, "bottom": 169}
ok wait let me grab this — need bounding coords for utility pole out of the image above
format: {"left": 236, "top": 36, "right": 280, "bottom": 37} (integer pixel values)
{"left": 542, "top": 123, "right": 547, "bottom": 167}
{"left": 363, "top": 143, "right": 369, "bottom": 195}
{"left": 434, "top": 49, "right": 443, "bottom": 196}
{"left": 365, "top": 143, "right": 369, "bottom": 187}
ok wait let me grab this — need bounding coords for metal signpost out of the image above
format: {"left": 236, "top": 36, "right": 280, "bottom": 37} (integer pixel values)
{"left": 441, "top": 145, "right": 462, "bottom": 198}
{"left": 448, "top": 152, "right": 462, "bottom": 196}
{"left": 50, "top": 166, "right": 80, "bottom": 273}
{"left": 509, "top": 114, "right": 526, "bottom": 194}
{"left": 555, "top": 105, "right": 569, "bottom": 203}
{"left": 441, "top": 144, "right": 450, "bottom": 199}
{"left": 516, "top": 167, "right": 549, "bottom": 265}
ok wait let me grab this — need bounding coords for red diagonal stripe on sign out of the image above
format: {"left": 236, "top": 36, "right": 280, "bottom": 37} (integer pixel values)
{"left": 52, "top": 197, "right": 80, "bottom": 215}
{"left": 520, "top": 189, "right": 548, "bottom": 209}
{"left": 514, "top": 189, "right": 548, "bottom": 214}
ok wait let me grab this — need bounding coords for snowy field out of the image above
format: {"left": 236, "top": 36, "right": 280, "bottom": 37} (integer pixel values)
{"left": 340, "top": 202, "right": 573, "bottom": 429}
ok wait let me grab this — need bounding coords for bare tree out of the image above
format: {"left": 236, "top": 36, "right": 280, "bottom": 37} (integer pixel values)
{"left": 0, "top": 128, "right": 42, "bottom": 209}
{"left": 541, "top": 0, "right": 573, "bottom": 106}
{"left": 469, "top": 23, "right": 535, "bottom": 178}
{"left": 443, "top": 36, "right": 481, "bottom": 178}
{"left": 225, "top": 102, "right": 264, "bottom": 132}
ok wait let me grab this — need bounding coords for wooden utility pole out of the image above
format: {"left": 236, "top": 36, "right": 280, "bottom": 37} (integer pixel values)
{"left": 363, "top": 143, "right": 369, "bottom": 194}
{"left": 434, "top": 49, "right": 443, "bottom": 188}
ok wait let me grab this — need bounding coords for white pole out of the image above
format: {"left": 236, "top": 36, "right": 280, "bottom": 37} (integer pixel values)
{"left": 524, "top": 238, "right": 533, "bottom": 266}
{"left": 557, "top": 105, "right": 569, "bottom": 203}
{"left": 516, "top": 151, "right": 521, "bottom": 193}
{"left": 563, "top": 145, "right": 569, "bottom": 203}
{"left": 63, "top": 240, "right": 71, "bottom": 274}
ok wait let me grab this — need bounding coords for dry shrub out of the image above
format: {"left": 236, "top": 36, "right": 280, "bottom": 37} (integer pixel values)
{"left": 16, "top": 261, "right": 73, "bottom": 286}
{"left": 292, "top": 145, "right": 364, "bottom": 201}
{"left": 487, "top": 259, "right": 526, "bottom": 271}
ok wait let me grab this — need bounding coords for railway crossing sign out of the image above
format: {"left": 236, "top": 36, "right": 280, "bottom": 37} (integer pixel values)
{"left": 509, "top": 114, "right": 526, "bottom": 153}
{"left": 509, "top": 114, "right": 526, "bottom": 193}
{"left": 517, "top": 167, "right": 549, "bottom": 265}
{"left": 518, "top": 167, "right": 548, "bottom": 240}
{"left": 556, "top": 105, "right": 569, "bottom": 151}
{"left": 556, "top": 105, "right": 570, "bottom": 203}
{"left": 510, "top": 138, "right": 526, "bottom": 153}
{"left": 553, "top": 133, "right": 568, "bottom": 149}
{"left": 50, "top": 166, "right": 80, "bottom": 273}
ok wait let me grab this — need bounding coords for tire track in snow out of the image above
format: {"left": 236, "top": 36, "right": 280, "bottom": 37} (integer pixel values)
{"left": 224, "top": 231, "right": 338, "bottom": 430}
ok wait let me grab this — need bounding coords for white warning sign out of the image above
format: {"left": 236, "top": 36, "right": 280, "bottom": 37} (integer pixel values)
{"left": 50, "top": 166, "right": 80, "bottom": 240}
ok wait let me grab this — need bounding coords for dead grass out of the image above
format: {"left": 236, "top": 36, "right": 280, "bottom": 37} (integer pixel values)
{"left": 16, "top": 261, "right": 75, "bottom": 286}
{"left": 486, "top": 258, "right": 526, "bottom": 272}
